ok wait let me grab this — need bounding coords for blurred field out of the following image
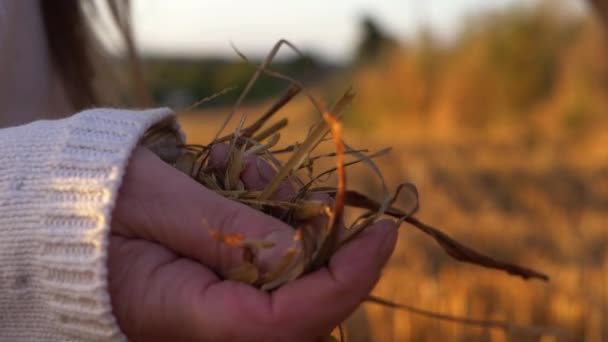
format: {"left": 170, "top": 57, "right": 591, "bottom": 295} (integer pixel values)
{"left": 169, "top": 3, "right": 607, "bottom": 341}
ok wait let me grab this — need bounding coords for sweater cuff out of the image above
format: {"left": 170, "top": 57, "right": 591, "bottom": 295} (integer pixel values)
{"left": 38, "top": 108, "right": 180, "bottom": 340}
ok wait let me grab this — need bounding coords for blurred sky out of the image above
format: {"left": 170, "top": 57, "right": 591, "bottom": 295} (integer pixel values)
{"left": 131, "top": 0, "right": 586, "bottom": 62}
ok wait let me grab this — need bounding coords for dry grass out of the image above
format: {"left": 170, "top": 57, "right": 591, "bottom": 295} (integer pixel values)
{"left": 173, "top": 87, "right": 606, "bottom": 340}
{"left": 150, "top": 10, "right": 608, "bottom": 338}
{"left": 154, "top": 41, "right": 546, "bottom": 287}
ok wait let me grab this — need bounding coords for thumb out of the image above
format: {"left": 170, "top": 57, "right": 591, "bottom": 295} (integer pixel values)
{"left": 111, "top": 147, "right": 297, "bottom": 275}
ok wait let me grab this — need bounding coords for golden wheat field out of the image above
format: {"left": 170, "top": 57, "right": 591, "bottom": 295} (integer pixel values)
{"left": 170, "top": 19, "right": 607, "bottom": 342}
{"left": 177, "top": 97, "right": 606, "bottom": 341}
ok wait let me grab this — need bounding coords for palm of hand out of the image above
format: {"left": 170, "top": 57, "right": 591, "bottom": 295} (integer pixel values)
{"left": 107, "top": 148, "right": 397, "bottom": 341}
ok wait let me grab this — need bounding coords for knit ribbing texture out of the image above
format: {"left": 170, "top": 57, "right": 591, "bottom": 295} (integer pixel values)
{"left": 0, "top": 108, "right": 180, "bottom": 341}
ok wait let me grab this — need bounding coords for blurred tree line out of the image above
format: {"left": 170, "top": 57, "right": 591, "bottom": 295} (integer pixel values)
{"left": 142, "top": 14, "right": 396, "bottom": 109}
{"left": 143, "top": 51, "right": 334, "bottom": 109}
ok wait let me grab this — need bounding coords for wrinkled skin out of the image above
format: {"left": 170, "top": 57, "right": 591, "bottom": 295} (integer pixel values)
{"left": 108, "top": 147, "right": 397, "bottom": 341}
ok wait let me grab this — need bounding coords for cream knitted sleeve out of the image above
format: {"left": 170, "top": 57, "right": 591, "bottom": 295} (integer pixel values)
{"left": 0, "top": 107, "right": 181, "bottom": 341}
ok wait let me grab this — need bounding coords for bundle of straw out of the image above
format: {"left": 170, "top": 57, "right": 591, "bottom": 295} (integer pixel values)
{"left": 141, "top": 40, "right": 570, "bottom": 340}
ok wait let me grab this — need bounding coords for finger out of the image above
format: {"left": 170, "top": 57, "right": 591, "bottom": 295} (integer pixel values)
{"left": 270, "top": 219, "right": 397, "bottom": 335}
{"left": 208, "top": 143, "right": 296, "bottom": 201}
{"left": 188, "top": 220, "right": 397, "bottom": 340}
{"left": 112, "top": 147, "right": 297, "bottom": 275}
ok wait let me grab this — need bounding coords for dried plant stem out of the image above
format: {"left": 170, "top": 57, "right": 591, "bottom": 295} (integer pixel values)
{"left": 185, "top": 86, "right": 236, "bottom": 111}
{"left": 366, "top": 296, "right": 576, "bottom": 339}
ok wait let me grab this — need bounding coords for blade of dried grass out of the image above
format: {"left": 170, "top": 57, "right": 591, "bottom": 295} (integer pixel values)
{"left": 175, "top": 152, "right": 197, "bottom": 176}
{"left": 296, "top": 148, "right": 371, "bottom": 180}
{"left": 257, "top": 68, "right": 326, "bottom": 114}
{"left": 214, "top": 40, "right": 307, "bottom": 142}
{"left": 343, "top": 142, "right": 391, "bottom": 216}
{"left": 197, "top": 173, "right": 223, "bottom": 192}
{"left": 241, "top": 239, "right": 276, "bottom": 249}
{"left": 242, "top": 84, "right": 300, "bottom": 138}
{"left": 245, "top": 133, "right": 281, "bottom": 156}
{"left": 383, "top": 182, "right": 419, "bottom": 221}
{"left": 309, "top": 109, "right": 345, "bottom": 269}
{"left": 223, "top": 114, "right": 249, "bottom": 190}
{"left": 306, "top": 149, "right": 368, "bottom": 164}
{"left": 270, "top": 138, "right": 331, "bottom": 155}
{"left": 366, "top": 296, "right": 575, "bottom": 338}
{"left": 337, "top": 211, "right": 377, "bottom": 252}
{"left": 225, "top": 145, "right": 246, "bottom": 191}
{"left": 237, "top": 198, "right": 300, "bottom": 209}
{"left": 404, "top": 215, "right": 550, "bottom": 281}
{"left": 251, "top": 119, "right": 288, "bottom": 143}
{"left": 192, "top": 147, "right": 212, "bottom": 181}
{"left": 331, "top": 88, "right": 356, "bottom": 118}
{"left": 322, "top": 110, "right": 345, "bottom": 224}
{"left": 319, "top": 188, "right": 549, "bottom": 281}
{"left": 270, "top": 143, "right": 299, "bottom": 154}
{"left": 293, "top": 200, "right": 331, "bottom": 220}
{"left": 234, "top": 136, "right": 284, "bottom": 172}
{"left": 335, "top": 179, "right": 415, "bottom": 250}
{"left": 308, "top": 89, "right": 355, "bottom": 152}
{"left": 185, "top": 86, "right": 236, "bottom": 112}
{"left": 258, "top": 87, "right": 356, "bottom": 200}
{"left": 258, "top": 117, "right": 329, "bottom": 200}
{"left": 260, "top": 247, "right": 302, "bottom": 291}
{"left": 301, "top": 147, "right": 392, "bottom": 191}
{"left": 216, "top": 85, "right": 298, "bottom": 144}
{"left": 296, "top": 226, "right": 314, "bottom": 265}
{"left": 213, "top": 189, "right": 257, "bottom": 198}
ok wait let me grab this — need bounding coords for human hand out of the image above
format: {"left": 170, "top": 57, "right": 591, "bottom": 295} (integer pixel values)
{"left": 108, "top": 147, "right": 397, "bottom": 341}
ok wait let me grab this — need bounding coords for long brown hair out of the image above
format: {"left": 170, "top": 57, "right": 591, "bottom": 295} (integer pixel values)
{"left": 40, "top": 0, "right": 151, "bottom": 111}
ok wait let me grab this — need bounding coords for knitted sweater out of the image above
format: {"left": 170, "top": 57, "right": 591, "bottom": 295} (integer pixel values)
{"left": 0, "top": 1, "right": 180, "bottom": 340}
{"left": 0, "top": 108, "right": 180, "bottom": 341}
